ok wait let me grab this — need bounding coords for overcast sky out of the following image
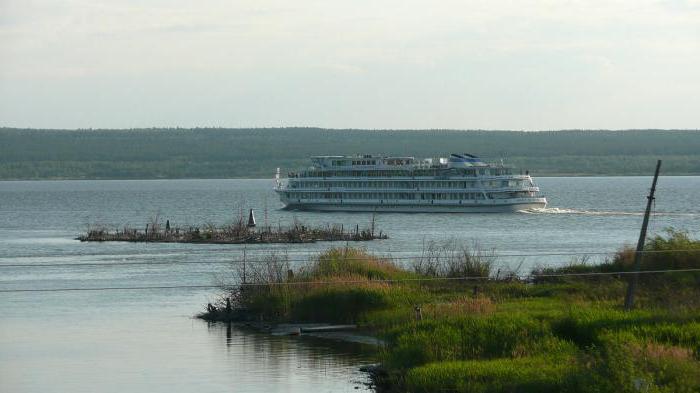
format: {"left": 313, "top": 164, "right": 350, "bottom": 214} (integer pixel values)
{"left": 1, "top": 0, "right": 699, "bottom": 130}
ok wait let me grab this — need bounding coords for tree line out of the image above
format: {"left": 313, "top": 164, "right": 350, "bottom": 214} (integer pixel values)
{"left": 1, "top": 127, "right": 699, "bottom": 179}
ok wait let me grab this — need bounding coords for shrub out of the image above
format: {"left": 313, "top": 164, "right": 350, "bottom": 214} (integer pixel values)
{"left": 291, "top": 283, "right": 397, "bottom": 323}
{"left": 412, "top": 239, "right": 495, "bottom": 278}
{"left": 300, "top": 247, "right": 413, "bottom": 280}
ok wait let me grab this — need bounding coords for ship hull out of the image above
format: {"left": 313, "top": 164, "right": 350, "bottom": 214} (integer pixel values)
{"left": 279, "top": 199, "right": 546, "bottom": 213}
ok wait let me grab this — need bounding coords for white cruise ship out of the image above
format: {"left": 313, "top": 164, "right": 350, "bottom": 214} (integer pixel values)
{"left": 274, "top": 154, "right": 547, "bottom": 212}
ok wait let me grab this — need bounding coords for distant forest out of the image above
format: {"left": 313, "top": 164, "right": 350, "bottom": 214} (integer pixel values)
{"left": 1, "top": 128, "right": 699, "bottom": 179}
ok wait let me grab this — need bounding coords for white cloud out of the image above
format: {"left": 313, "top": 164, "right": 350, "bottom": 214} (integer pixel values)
{"left": 0, "top": 0, "right": 698, "bottom": 129}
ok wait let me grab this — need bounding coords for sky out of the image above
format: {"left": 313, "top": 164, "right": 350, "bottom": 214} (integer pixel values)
{"left": 0, "top": 0, "right": 699, "bottom": 130}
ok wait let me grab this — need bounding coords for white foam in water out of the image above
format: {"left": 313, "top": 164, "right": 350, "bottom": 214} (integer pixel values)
{"left": 518, "top": 207, "right": 585, "bottom": 214}
{"left": 519, "top": 208, "right": 698, "bottom": 217}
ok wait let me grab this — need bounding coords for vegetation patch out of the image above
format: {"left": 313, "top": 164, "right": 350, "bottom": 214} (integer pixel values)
{"left": 199, "top": 229, "right": 700, "bottom": 392}
{"left": 405, "top": 356, "right": 577, "bottom": 393}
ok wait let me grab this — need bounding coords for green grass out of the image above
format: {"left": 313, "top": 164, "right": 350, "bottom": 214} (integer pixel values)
{"left": 405, "top": 355, "right": 577, "bottom": 393}
{"left": 573, "top": 331, "right": 700, "bottom": 393}
{"left": 382, "top": 315, "right": 576, "bottom": 369}
{"left": 202, "top": 235, "right": 700, "bottom": 392}
{"left": 552, "top": 307, "right": 700, "bottom": 348}
{"left": 396, "top": 310, "right": 700, "bottom": 393}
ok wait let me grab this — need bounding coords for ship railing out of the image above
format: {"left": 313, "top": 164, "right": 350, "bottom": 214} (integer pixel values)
{"left": 288, "top": 171, "right": 534, "bottom": 180}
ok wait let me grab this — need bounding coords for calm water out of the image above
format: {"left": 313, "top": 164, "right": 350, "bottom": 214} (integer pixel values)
{"left": 1, "top": 177, "right": 699, "bottom": 392}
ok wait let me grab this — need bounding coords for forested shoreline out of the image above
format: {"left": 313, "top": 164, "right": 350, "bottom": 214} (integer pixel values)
{"left": 1, "top": 127, "right": 699, "bottom": 179}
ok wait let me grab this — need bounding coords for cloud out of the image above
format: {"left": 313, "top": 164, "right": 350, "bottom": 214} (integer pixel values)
{"left": 0, "top": 0, "right": 698, "bottom": 129}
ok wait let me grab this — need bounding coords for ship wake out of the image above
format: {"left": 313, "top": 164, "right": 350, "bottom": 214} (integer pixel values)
{"left": 518, "top": 207, "right": 698, "bottom": 217}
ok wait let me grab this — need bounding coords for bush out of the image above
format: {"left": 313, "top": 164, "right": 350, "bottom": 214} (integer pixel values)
{"left": 300, "top": 247, "right": 412, "bottom": 280}
{"left": 291, "top": 284, "right": 398, "bottom": 323}
{"left": 412, "top": 239, "right": 495, "bottom": 278}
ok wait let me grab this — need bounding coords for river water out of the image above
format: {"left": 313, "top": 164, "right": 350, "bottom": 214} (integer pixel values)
{"left": 1, "top": 177, "right": 699, "bottom": 392}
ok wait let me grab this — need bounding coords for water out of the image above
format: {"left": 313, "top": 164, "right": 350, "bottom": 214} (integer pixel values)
{"left": 1, "top": 177, "right": 699, "bottom": 392}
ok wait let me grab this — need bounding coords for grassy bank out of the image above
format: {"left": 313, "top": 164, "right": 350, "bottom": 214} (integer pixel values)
{"left": 201, "top": 230, "right": 700, "bottom": 392}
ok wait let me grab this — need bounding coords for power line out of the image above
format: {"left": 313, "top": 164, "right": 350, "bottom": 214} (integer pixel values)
{"left": 1, "top": 267, "right": 699, "bottom": 293}
{"left": 0, "top": 284, "right": 220, "bottom": 293}
{"left": 1, "top": 249, "right": 699, "bottom": 269}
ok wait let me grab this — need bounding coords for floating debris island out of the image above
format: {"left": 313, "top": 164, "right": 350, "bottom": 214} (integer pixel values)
{"left": 77, "top": 212, "right": 387, "bottom": 244}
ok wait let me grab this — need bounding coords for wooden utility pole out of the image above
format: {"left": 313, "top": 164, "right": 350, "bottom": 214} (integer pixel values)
{"left": 624, "top": 160, "right": 662, "bottom": 311}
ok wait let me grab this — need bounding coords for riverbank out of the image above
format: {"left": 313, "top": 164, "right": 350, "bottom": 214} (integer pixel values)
{"left": 200, "top": 231, "right": 700, "bottom": 392}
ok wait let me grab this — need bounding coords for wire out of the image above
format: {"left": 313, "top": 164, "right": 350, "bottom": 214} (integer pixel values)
{"left": 1, "top": 267, "right": 699, "bottom": 293}
{"left": 0, "top": 285, "right": 220, "bottom": 293}
{"left": 1, "top": 249, "right": 699, "bottom": 268}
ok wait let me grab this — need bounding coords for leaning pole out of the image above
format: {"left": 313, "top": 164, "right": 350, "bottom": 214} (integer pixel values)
{"left": 624, "top": 160, "right": 662, "bottom": 311}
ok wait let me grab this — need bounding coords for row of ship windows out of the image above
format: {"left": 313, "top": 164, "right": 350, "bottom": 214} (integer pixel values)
{"left": 294, "top": 169, "right": 513, "bottom": 177}
{"left": 331, "top": 159, "right": 415, "bottom": 166}
{"left": 290, "top": 180, "right": 522, "bottom": 189}
{"left": 285, "top": 192, "right": 489, "bottom": 200}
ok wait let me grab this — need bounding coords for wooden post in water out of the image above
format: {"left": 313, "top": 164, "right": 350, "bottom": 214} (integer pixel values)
{"left": 242, "top": 246, "right": 247, "bottom": 284}
{"left": 624, "top": 160, "right": 662, "bottom": 311}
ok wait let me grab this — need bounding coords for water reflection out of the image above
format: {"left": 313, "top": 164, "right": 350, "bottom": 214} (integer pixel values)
{"left": 204, "top": 321, "right": 377, "bottom": 392}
